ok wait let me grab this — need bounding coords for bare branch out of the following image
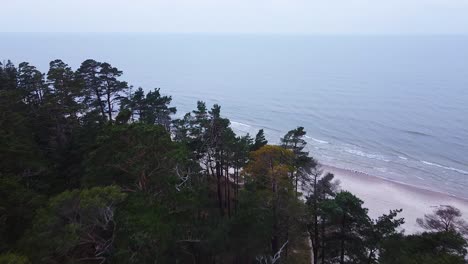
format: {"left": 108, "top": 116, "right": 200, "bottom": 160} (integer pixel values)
{"left": 256, "top": 240, "right": 289, "bottom": 264}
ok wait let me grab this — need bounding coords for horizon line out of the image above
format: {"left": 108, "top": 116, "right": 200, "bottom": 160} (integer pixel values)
{"left": 1, "top": 31, "right": 468, "bottom": 36}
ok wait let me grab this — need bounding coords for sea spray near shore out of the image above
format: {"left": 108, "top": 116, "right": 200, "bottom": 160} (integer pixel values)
{"left": 228, "top": 119, "right": 468, "bottom": 199}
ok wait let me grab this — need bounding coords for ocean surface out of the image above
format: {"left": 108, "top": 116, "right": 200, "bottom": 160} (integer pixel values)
{"left": 1, "top": 33, "right": 467, "bottom": 199}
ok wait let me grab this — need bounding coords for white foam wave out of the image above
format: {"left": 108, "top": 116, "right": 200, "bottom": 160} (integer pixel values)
{"left": 375, "top": 167, "right": 387, "bottom": 173}
{"left": 421, "top": 161, "right": 468, "bottom": 175}
{"left": 398, "top": 156, "right": 408, "bottom": 160}
{"left": 309, "top": 137, "right": 329, "bottom": 144}
{"left": 344, "top": 148, "right": 390, "bottom": 162}
{"left": 230, "top": 121, "right": 251, "bottom": 128}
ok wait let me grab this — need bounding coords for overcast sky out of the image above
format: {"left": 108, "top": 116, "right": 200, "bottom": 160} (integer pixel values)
{"left": 2, "top": 0, "right": 468, "bottom": 34}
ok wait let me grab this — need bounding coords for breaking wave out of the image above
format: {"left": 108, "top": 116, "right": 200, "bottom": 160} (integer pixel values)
{"left": 421, "top": 160, "right": 468, "bottom": 175}
{"left": 230, "top": 121, "right": 251, "bottom": 128}
{"left": 344, "top": 148, "right": 390, "bottom": 162}
{"left": 305, "top": 135, "right": 329, "bottom": 144}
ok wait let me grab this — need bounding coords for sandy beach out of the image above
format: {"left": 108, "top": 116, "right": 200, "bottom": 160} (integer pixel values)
{"left": 321, "top": 164, "right": 468, "bottom": 233}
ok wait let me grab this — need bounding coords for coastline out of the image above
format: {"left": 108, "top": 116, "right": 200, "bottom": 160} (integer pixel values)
{"left": 321, "top": 164, "right": 468, "bottom": 233}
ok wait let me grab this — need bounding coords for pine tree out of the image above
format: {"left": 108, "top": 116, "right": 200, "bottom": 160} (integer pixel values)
{"left": 47, "top": 59, "right": 83, "bottom": 118}
{"left": 76, "top": 59, "right": 106, "bottom": 120}
{"left": 142, "top": 88, "right": 176, "bottom": 130}
{"left": 99, "top": 62, "right": 128, "bottom": 122}
{"left": 17, "top": 62, "right": 46, "bottom": 107}
{"left": 252, "top": 129, "right": 268, "bottom": 151}
{"left": 281, "top": 127, "right": 317, "bottom": 196}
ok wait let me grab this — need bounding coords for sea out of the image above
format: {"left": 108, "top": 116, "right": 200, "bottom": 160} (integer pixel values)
{"left": 1, "top": 33, "right": 467, "bottom": 199}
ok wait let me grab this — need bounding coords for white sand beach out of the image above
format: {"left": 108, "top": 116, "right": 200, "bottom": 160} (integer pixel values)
{"left": 322, "top": 164, "right": 468, "bottom": 233}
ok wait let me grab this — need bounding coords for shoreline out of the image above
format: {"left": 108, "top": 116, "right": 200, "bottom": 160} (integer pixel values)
{"left": 321, "top": 164, "right": 468, "bottom": 233}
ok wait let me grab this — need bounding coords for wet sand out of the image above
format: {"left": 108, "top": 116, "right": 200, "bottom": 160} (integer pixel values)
{"left": 321, "top": 164, "right": 468, "bottom": 233}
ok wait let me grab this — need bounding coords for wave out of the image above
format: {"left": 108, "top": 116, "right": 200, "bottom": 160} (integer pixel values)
{"left": 374, "top": 167, "right": 388, "bottom": 173}
{"left": 344, "top": 147, "right": 390, "bottom": 162}
{"left": 402, "top": 130, "right": 432, "bottom": 137}
{"left": 305, "top": 135, "right": 329, "bottom": 144}
{"left": 260, "top": 125, "right": 282, "bottom": 133}
{"left": 398, "top": 156, "right": 408, "bottom": 160}
{"left": 421, "top": 160, "right": 468, "bottom": 175}
{"left": 230, "top": 121, "right": 251, "bottom": 128}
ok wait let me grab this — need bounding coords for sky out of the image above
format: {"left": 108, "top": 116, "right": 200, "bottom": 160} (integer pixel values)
{"left": 2, "top": 0, "right": 468, "bottom": 34}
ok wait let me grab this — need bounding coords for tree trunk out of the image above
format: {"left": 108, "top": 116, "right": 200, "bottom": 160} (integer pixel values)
{"left": 215, "top": 160, "right": 224, "bottom": 217}
{"left": 295, "top": 173, "right": 299, "bottom": 197}
{"left": 106, "top": 85, "right": 112, "bottom": 121}
{"left": 233, "top": 166, "right": 239, "bottom": 214}
{"left": 226, "top": 165, "right": 231, "bottom": 218}
{"left": 367, "top": 249, "right": 374, "bottom": 264}
{"left": 285, "top": 219, "right": 290, "bottom": 257}
{"left": 312, "top": 174, "right": 319, "bottom": 264}
{"left": 95, "top": 88, "right": 106, "bottom": 120}
{"left": 272, "top": 211, "right": 279, "bottom": 255}
{"left": 222, "top": 154, "right": 227, "bottom": 210}
{"left": 271, "top": 159, "right": 279, "bottom": 255}
{"left": 321, "top": 217, "right": 326, "bottom": 264}
{"left": 340, "top": 214, "right": 346, "bottom": 264}
{"left": 294, "top": 141, "right": 298, "bottom": 197}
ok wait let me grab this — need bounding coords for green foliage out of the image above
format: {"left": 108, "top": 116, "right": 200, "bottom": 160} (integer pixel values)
{"left": 121, "top": 87, "right": 176, "bottom": 129}
{"left": 46, "top": 59, "right": 83, "bottom": 118}
{"left": 281, "top": 127, "right": 317, "bottom": 195}
{"left": 76, "top": 59, "right": 128, "bottom": 122}
{"left": 0, "top": 60, "right": 18, "bottom": 91}
{"left": 0, "top": 253, "right": 31, "bottom": 264}
{"left": 214, "top": 186, "right": 274, "bottom": 262}
{"left": 318, "top": 191, "right": 371, "bottom": 263}
{"left": 281, "top": 126, "right": 308, "bottom": 155}
{"left": 82, "top": 123, "right": 185, "bottom": 193}
{"left": 252, "top": 129, "right": 268, "bottom": 151}
{"left": 113, "top": 193, "right": 175, "bottom": 263}
{"left": 0, "top": 61, "right": 46, "bottom": 176}
{"left": 0, "top": 176, "right": 44, "bottom": 252}
{"left": 22, "top": 186, "right": 126, "bottom": 264}
{"left": 17, "top": 62, "right": 46, "bottom": 106}
{"left": 140, "top": 88, "right": 176, "bottom": 129}
{"left": 380, "top": 231, "right": 467, "bottom": 264}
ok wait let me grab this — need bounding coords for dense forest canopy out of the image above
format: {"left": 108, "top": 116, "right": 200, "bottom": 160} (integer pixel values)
{"left": 0, "top": 59, "right": 467, "bottom": 264}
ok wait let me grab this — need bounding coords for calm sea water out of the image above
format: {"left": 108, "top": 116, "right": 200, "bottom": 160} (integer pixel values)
{"left": 1, "top": 33, "right": 467, "bottom": 198}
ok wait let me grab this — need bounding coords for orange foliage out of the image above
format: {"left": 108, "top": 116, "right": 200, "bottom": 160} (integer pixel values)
{"left": 245, "top": 145, "right": 294, "bottom": 190}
